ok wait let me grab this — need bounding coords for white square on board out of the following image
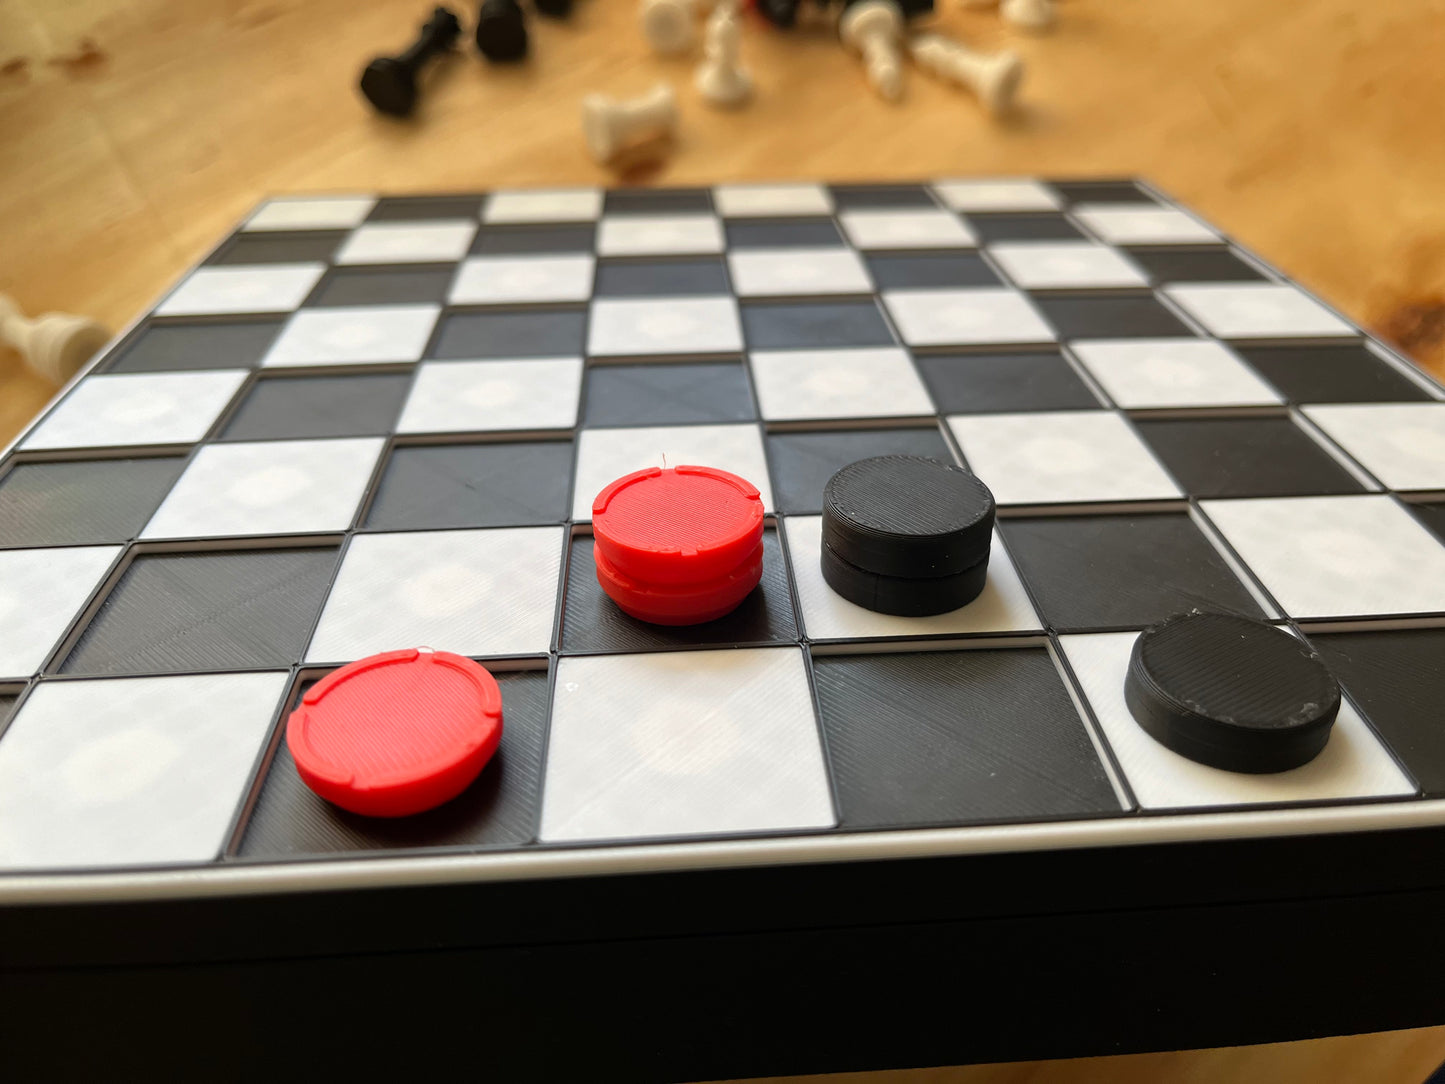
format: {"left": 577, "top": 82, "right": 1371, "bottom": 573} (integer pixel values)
{"left": 712, "top": 184, "right": 834, "bottom": 217}
{"left": 1060, "top": 631, "right": 1414, "bottom": 810}
{"left": 931, "top": 180, "right": 1062, "bottom": 212}
{"left": 306, "top": 528, "right": 563, "bottom": 663}
{"left": 334, "top": 221, "right": 478, "bottom": 264}
{"left": 572, "top": 424, "right": 771, "bottom": 520}
{"left": 727, "top": 248, "right": 873, "bottom": 297}
{"left": 1303, "top": 403, "right": 1445, "bottom": 491}
{"left": 0, "top": 672, "right": 289, "bottom": 870}
{"left": 156, "top": 265, "right": 325, "bottom": 317}
{"left": 838, "top": 209, "right": 976, "bottom": 250}
{"left": 141, "top": 437, "right": 383, "bottom": 539}
{"left": 483, "top": 188, "right": 603, "bottom": 223}
{"left": 587, "top": 297, "right": 743, "bottom": 357}
{"left": 449, "top": 255, "right": 595, "bottom": 305}
{"left": 989, "top": 242, "right": 1149, "bottom": 290}
{"left": 785, "top": 517, "right": 1040, "bottom": 641}
{"left": 540, "top": 647, "right": 834, "bottom": 843}
{"left": 0, "top": 546, "right": 121, "bottom": 679}
{"left": 597, "top": 215, "right": 725, "bottom": 256}
{"left": 1164, "top": 284, "right": 1354, "bottom": 339}
{"left": 262, "top": 305, "right": 440, "bottom": 367}
{"left": 1070, "top": 339, "right": 1283, "bottom": 409}
{"left": 398, "top": 357, "right": 582, "bottom": 433}
{"left": 243, "top": 196, "right": 377, "bottom": 232}
{"left": 23, "top": 371, "right": 248, "bottom": 450}
{"left": 883, "top": 289, "right": 1056, "bottom": 347}
{"left": 1200, "top": 495, "right": 1445, "bottom": 619}
{"left": 749, "top": 348, "right": 933, "bottom": 421}
{"left": 949, "top": 411, "right": 1182, "bottom": 505}
{"left": 1072, "top": 204, "right": 1219, "bottom": 245}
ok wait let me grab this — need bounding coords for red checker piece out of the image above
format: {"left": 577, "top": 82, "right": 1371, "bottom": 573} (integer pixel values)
{"left": 595, "top": 538, "right": 764, "bottom": 625}
{"left": 286, "top": 648, "right": 503, "bottom": 818}
{"left": 592, "top": 465, "right": 765, "bottom": 586}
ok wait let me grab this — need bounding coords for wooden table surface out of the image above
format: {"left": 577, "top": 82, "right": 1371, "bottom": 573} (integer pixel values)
{"left": 2, "top": 0, "right": 1444, "bottom": 1078}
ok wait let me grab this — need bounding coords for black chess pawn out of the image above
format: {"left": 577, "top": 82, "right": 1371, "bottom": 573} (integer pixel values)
{"left": 476, "top": 0, "right": 529, "bottom": 61}
{"left": 359, "top": 6, "right": 463, "bottom": 118}
{"left": 533, "top": 0, "right": 572, "bottom": 17}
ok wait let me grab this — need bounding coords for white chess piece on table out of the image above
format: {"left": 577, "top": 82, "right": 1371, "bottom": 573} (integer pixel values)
{"left": 640, "top": 0, "right": 702, "bottom": 55}
{"left": 1002, "top": 0, "right": 1055, "bottom": 31}
{"left": 838, "top": 0, "right": 905, "bottom": 102}
{"left": 910, "top": 33, "right": 1024, "bottom": 115}
{"left": 695, "top": 0, "right": 753, "bottom": 107}
{"left": 0, "top": 294, "right": 110, "bottom": 385}
{"left": 582, "top": 83, "right": 679, "bottom": 163}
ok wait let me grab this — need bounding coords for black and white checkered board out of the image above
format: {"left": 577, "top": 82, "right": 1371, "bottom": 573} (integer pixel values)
{"left": 3, "top": 178, "right": 1445, "bottom": 899}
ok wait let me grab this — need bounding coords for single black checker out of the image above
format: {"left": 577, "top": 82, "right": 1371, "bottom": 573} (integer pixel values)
{"left": 367, "top": 195, "right": 485, "bottom": 220}
{"left": 1034, "top": 294, "right": 1192, "bottom": 339}
{"left": 767, "top": 427, "right": 952, "bottom": 514}
{"left": 471, "top": 224, "right": 595, "bottom": 255}
{"left": 561, "top": 532, "right": 796, "bottom": 653}
{"left": 604, "top": 188, "right": 712, "bottom": 214}
{"left": 594, "top": 258, "right": 731, "bottom": 297}
{"left": 813, "top": 649, "right": 1120, "bottom": 829}
{"left": 219, "top": 374, "right": 411, "bottom": 441}
{"left": 967, "top": 213, "right": 1085, "bottom": 243}
{"left": 365, "top": 442, "right": 573, "bottom": 530}
{"left": 725, "top": 219, "right": 844, "bottom": 248}
{"left": 583, "top": 362, "right": 754, "bottom": 426}
{"left": 1310, "top": 629, "right": 1445, "bottom": 796}
{"left": 206, "top": 231, "right": 346, "bottom": 266}
{"left": 1135, "top": 417, "right": 1365, "bottom": 499}
{"left": 0, "top": 457, "right": 186, "bottom": 547}
{"left": 429, "top": 310, "right": 586, "bottom": 358}
{"left": 741, "top": 300, "right": 895, "bottom": 349}
{"left": 239, "top": 668, "right": 549, "bottom": 857}
{"left": 1051, "top": 180, "right": 1156, "bottom": 204}
{"left": 1001, "top": 514, "right": 1265, "bottom": 632}
{"left": 865, "top": 253, "right": 1000, "bottom": 290}
{"left": 830, "top": 184, "right": 935, "bottom": 209}
{"left": 61, "top": 548, "right": 338, "bottom": 676}
{"left": 308, "top": 266, "right": 455, "bottom": 306}
{"left": 0, "top": 694, "right": 15, "bottom": 729}
{"left": 103, "top": 319, "right": 284, "bottom": 373}
{"left": 1237, "top": 343, "right": 1434, "bottom": 404}
{"left": 916, "top": 352, "right": 1100, "bottom": 413}
{"left": 1126, "top": 246, "right": 1265, "bottom": 284}
{"left": 1411, "top": 502, "right": 1445, "bottom": 546}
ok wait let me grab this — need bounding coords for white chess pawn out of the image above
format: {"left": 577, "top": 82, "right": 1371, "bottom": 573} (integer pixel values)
{"left": 910, "top": 33, "right": 1024, "bottom": 115}
{"left": 640, "top": 0, "right": 700, "bottom": 55}
{"left": 695, "top": 0, "right": 753, "bottom": 107}
{"left": 1002, "top": 0, "right": 1055, "bottom": 32}
{"left": 838, "top": 0, "right": 905, "bottom": 102}
{"left": 581, "top": 83, "right": 679, "bottom": 163}
{"left": 0, "top": 294, "right": 110, "bottom": 385}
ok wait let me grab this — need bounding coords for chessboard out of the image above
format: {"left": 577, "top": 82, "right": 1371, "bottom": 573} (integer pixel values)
{"left": 3, "top": 179, "right": 1445, "bottom": 1080}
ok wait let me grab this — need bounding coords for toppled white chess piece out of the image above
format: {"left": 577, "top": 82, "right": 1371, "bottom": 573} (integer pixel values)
{"left": 695, "top": 0, "right": 752, "bottom": 107}
{"left": 581, "top": 83, "right": 679, "bottom": 163}
{"left": 0, "top": 294, "right": 109, "bottom": 385}
{"left": 910, "top": 33, "right": 1023, "bottom": 115}
{"left": 640, "top": 0, "right": 701, "bottom": 55}
{"left": 839, "top": 0, "right": 905, "bottom": 103}
{"left": 1002, "top": 0, "right": 1055, "bottom": 32}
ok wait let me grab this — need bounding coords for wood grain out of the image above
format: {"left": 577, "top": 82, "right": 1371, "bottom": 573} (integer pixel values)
{"left": 1, "top": 0, "right": 1443, "bottom": 1078}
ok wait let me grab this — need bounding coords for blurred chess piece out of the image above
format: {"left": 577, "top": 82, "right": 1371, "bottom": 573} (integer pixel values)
{"left": 0, "top": 295, "right": 110, "bottom": 385}
{"left": 910, "top": 33, "right": 1023, "bottom": 115}
{"left": 640, "top": 0, "right": 701, "bottom": 55}
{"left": 696, "top": 0, "right": 753, "bottom": 107}
{"left": 582, "top": 83, "right": 679, "bottom": 163}
{"left": 1001, "top": 0, "right": 1055, "bottom": 32}
{"left": 839, "top": 0, "right": 905, "bottom": 102}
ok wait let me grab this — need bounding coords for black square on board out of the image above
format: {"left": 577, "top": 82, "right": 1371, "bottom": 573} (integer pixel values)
{"left": 560, "top": 533, "right": 797, "bottom": 653}
{"left": 1411, "top": 503, "right": 1445, "bottom": 547}
{"left": 429, "top": 310, "right": 586, "bottom": 358}
{"left": 471, "top": 224, "right": 596, "bottom": 255}
{"left": 1126, "top": 247, "right": 1265, "bottom": 284}
{"left": 966, "top": 213, "right": 1085, "bottom": 243}
{"left": 367, "top": 195, "right": 485, "bottom": 220}
{"left": 1135, "top": 417, "right": 1365, "bottom": 499}
{"left": 218, "top": 374, "right": 411, "bottom": 442}
{"left": 916, "top": 352, "right": 1100, "bottom": 413}
{"left": 1237, "top": 344, "right": 1434, "bottom": 404}
{"left": 813, "top": 649, "right": 1120, "bottom": 829}
{"left": 308, "top": 266, "right": 455, "bottom": 307}
{"left": 239, "top": 668, "right": 549, "bottom": 857}
{"left": 1000, "top": 513, "right": 1265, "bottom": 632}
{"left": 865, "top": 253, "right": 1000, "bottom": 290}
{"left": 741, "top": 300, "right": 895, "bottom": 349}
{"left": 103, "top": 319, "right": 284, "bottom": 373}
{"left": 767, "top": 427, "right": 953, "bottom": 514}
{"left": 1050, "top": 180, "right": 1155, "bottom": 204}
{"left": 1310, "top": 629, "right": 1445, "bottom": 796}
{"left": 583, "top": 363, "right": 754, "bottom": 427}
{"left": 725, "top": 219, "right": 845, "bottom": 248}
{"left": 206, "top": 232, "right": 346, "bottom": 266}
{"left": 604, "top": 189, "right": 713, "bottom": 215}
{"left": 365, "top": 442, "right": 573, "bottom": 530}
{"left": 829, "top": 184, "right": 935, "bottom": 209}
{"left": 0, "top": 457, "right": 186, "bottom": 548}
{"left": 60, "top": 548, "right": 339, "bottom": 676}
{"left": 594, "top": 258, "right": 731, "bottom": 297}
{"left": 0, "top": 693, "right": 15, "bottom": 728}
{"left": 1034, "top": 294, "right": 1193, "bottom": 339}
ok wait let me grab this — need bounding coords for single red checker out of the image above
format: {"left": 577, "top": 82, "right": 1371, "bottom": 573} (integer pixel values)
{"left": 286, "top": 648, "right": 503, "bottom": 818}
{"left": 592, "top": 465, "right": 765, "bottom": 586}
{"left": 595, "top": 538, "right": 764, "bottom": 625}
